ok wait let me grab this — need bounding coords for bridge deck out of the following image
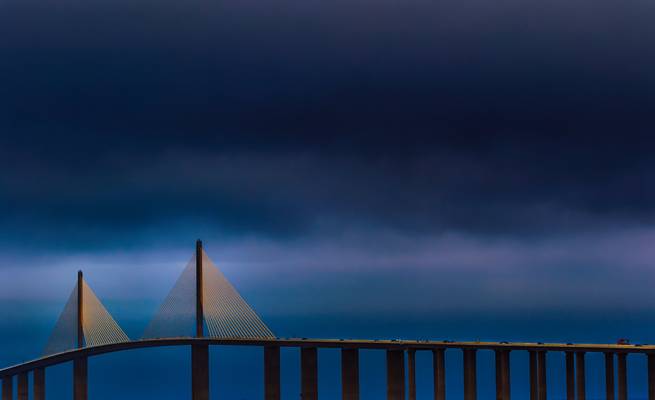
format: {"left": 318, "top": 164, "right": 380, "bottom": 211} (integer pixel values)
{"left": 2, "top": 337, "right": 653, "bottom": 377}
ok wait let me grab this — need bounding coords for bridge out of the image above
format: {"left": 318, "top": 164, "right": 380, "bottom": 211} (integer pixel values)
{"left": 1, "top": 240, "right": 654, "bottom": 400}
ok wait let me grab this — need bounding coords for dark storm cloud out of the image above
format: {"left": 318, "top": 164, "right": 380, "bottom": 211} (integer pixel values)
{"left": 1, "top": 0, "right": 654, "bottom": 249}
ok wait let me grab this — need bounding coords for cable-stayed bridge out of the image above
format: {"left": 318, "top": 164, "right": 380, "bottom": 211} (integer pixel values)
{"left": 1, "top": 240, "right": 654, "bottom": 400}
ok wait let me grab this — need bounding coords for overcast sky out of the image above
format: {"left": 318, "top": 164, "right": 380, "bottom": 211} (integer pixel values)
{"left": 1, "top": 0, "right": 655, "bottom": 397}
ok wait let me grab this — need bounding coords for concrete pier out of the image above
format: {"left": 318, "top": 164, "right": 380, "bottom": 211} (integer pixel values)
{"left": 617, "top": 353, "right": 627, "bottom": 400}
{"left": 433, "top": 349, "right": 445, "bottom": 400}
{"left": 301, "top": 347, "right": 318, "bottom": 400}
{"left": 74, "top": 358, "right": 87, "bottom": 400}
{"left": 386, "top": 350, "right": 405, "bottom": 400}
{"left": 264, "top": 346, "right": 280, "bottom": 400}
{"left": 495, "top": 350, "right": 510, "bottom": 400}
{"left": 17, "top": 372, "right": 28, "bottom": 400}
{"left": 1, "top": 376, "right": 12, "bottom": 400}
{"left": 408, "top": 350, "right": 416, "bottom": 400}
{"left": 537, "top": 352, "right": 547, "bottom": 400}
{"left": 605, "top": 353, "right": 614, "bottom": 400}
{"left": 191, "top": 345, "right": 209, "bottom": 400}
{"left": 34, "top": 368, "right": 45, "bottom": 400}
{"left": 341, "top": 349, "right": 359, "bottom": 400}
{"left": 566, "top": 352, "right": 575, "bottom": 400}
{"left": 576, "top": 352, "right": 585, "bottom": 400}
{"left": 648, "top": 354, "right": 655, "bottom": 400}
{"left": 529, "top": 351, "right": 537, "bottom": 400}
{"left": 463, "top": 349, "right": 477, "bottom": 400}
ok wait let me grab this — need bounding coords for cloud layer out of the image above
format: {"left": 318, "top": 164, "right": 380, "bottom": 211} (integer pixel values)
{"left": 1, "top": 0, "right": 654, "bottom": 321}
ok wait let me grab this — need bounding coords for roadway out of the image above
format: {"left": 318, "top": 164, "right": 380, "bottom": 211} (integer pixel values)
{"left": 2, "top": 337, "right": 654, "bottom": 377}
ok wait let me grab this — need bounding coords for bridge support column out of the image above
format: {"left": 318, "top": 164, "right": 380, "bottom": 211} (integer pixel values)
{"left": 433, "top": 349, "right": 445, "bottom": 400}
{"left": 408, "top": 350, "right": 416, "bottom": 400}
{"left": 386, "top": 350, "right": 405, "bottom": 400}
{"left": 605, "top": 353, "right": 615, "bottom": 400}
{"left": 301, "top": 347, "right": 318, "bottom": 400}
{"left": 463, "top": 349, "right": 477, "bottom": 400}
{"left": 264, "top": 346, "right": 280, "bottom": 400}
{"left": 576, "top": 352, "right": 585, "bottom": 400}
{"left": 341, "top": 349, "right": 359, "bottom": 400}
{"left": 74, "top": 357, "right": 87, "bottom": 400}
{"left": 617, "top": 354, "right": 627, "bottom": 400}
{"left": 192, "top": 344, "right": 209, "bottom": 400}
{"left": 2, "top": 376, "right": 12, "bottom": 400}
{"left": 537, "top": 352, "right": 547, "bottom": 400}
{"left": 648, "top": 354, "right": 655, "bottom": 400}
{"left": 564, "top": 352, "right": 574, "bottom": 400}
{"left": 34, "top": 368, "right": 45, "bottom": 400}
{"left": 17, "top": 372, "right": 28, "bottom": 400}
{"left": 529, "top": 351, "right": 537, "bottom": 400}
{"left": 495, "top": 350, "right": 510, "bottom": 400}
{"left": 565, "top": 352, "right": 574, "bottom": 400}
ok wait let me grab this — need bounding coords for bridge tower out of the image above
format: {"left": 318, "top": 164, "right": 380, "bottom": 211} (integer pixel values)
{"left": 74, "top": 271, "right": 87, "bottom": 400}
{"left": 40, "top": 269, "right": 128, "bottom": 400}
{"left": 142, "top": 238, "right": 275, "bottom": 399}
{"left": 192, "top": 239, "right": 209, "bottom": 400}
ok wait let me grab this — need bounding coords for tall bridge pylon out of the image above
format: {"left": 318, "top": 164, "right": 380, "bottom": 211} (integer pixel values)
{"left": 141, "top": 240, "right": 274, "bottom": 400}
{"left": 142, "top": 240, "right": 274, "bottom": 340}
{"left": 43, "top": 271, "right": 129, "bottom": 356}
{"left": 42, "top": 271, "right": 129, "bottom": 400}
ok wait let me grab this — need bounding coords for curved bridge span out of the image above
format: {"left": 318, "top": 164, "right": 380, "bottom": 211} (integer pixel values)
{"left": 2, "top": 337, "right": 655, "bottom": 400}
{"left": 2, "top": 337, "right": 654, "bottom": 377}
